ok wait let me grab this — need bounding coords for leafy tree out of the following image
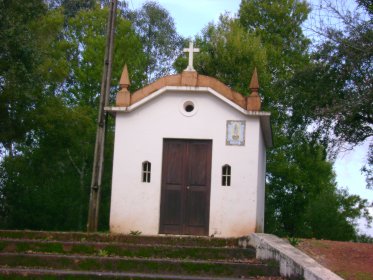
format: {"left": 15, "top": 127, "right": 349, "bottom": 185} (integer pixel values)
{"left": 0, "top": 98, "right": 96, "bottom": 230}
{"left": 1, "top": 0, "right": 370, "bottom": 239}
{"left": 183, "top": 0, "right": 371, "bottom": 240}
{"left": 63, "top": 5, "right": 146, "bottom": 106}
{"left": 127, "top": 1, "right": 184, "bottom": 83}
{"left": 47, "top": 0, "right": 96, "bottom": 18}
{"left": 174, "top": 16, "right": 268, "bottom": 96}
{"left": 238, "top": 0, "right": 310, "bottom": 80}
{"left": 304, "top": 188, "right": 370, "bottom": 240}
{"left": 0, "top": 3, "right": 147, "bottom": 231}
{"left": 0, "top": 0, "right": 67, "bottom": 156}
{"left": 290, "top": 0, "right": 372, "bottom": 186}
{"left": 266, "top": 136, "right": 371, "bottom": 239}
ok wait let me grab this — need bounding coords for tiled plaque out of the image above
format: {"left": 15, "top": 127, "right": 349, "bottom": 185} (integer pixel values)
{"left": 226, "top": 120, "right": 245, "bottom": 146}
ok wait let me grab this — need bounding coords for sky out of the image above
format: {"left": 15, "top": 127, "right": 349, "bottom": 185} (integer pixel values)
{"left": 127, "top": 0, "right": 241, "bottom": 37}
{"left": 127, "top": 0, "right": 372, "bottom": 235}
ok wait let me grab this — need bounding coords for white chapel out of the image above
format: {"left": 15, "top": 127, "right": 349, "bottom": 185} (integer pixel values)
{"left": 106, "top": 43, "right": 272, "bottom": 237}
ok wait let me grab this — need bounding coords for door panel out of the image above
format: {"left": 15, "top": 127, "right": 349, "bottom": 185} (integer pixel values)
{"left": 188, "top": 142, "right": 209, "bottom": 186}
{"left": 164, "top": 142, "right": 185, "bottom": 185}
{"left": 186, "top": 191, "right": 206, "bottom": 226}
{"left": 162, "top": 189, "right": 181, "bottom": 225}
{"left": 160, "top": 139, "right": 212, "bottom": 236}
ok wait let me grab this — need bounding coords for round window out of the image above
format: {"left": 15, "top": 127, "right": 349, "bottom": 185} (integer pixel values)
{"left": 179, "top": 100, "right": 198, "bottom": 116}
{"left": 184, "top": 101, "right": 195, "bottom": 112}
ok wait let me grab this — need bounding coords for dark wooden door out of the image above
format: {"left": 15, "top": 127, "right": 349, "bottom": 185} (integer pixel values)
{"left": 159, "top": 139, "right": 212, "bottom": 236}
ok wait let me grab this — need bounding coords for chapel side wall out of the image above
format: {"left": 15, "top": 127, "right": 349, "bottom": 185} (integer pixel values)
{"left": 209, "top": 118, "right": 261, "bottom": 237}
{"left": 110, "top": 112, "right": 163, "bottom": 235}
{"left": 255, "top": 128, "right": 266, "bottom": 233}
{"left": 109, "top": 92, "right": 261, "bottom": 237}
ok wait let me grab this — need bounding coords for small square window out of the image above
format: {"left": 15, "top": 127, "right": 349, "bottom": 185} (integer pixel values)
{"left": 142, "top": 161, "right": 151, "bottom": 183}
{"left": 222, "top": 164, "right": 231, "bottom": 186}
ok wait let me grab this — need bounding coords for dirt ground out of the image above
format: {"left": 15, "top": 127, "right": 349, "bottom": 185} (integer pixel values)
{"left": 296, "top": 239, "right": 373, "bottom": 280}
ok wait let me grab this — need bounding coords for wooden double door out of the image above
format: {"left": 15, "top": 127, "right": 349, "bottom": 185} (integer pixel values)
{"left": 159, "top": 139, "right": 212, "bottom": 236}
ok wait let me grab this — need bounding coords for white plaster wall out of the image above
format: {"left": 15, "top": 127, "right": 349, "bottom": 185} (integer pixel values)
{"left": 256, "top": 129, "right": 267, "bottom": 232}
{"left": 110, "top": 90, "right": 263, "bottom": 237}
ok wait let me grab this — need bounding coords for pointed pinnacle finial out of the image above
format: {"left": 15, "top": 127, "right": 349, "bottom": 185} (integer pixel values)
{"left": 249, "top": 67, "right": 259, "bottom": 91}
{"left": 119, "top": 64, "right": 130, "bottom": 89}
{"left": 246, "top": 67, "right": 261, "bottom": 111}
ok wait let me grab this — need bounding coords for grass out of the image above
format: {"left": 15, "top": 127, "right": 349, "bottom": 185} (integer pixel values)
{"left": 0, "top": 229, "right": 282, "bottom": 279}
{"left": 70, "top": 244, "right": 96, "bottom": 254}
{"left": 1, "top": 238, "right": 255, "bottom": 261}
{"left": 0, "top": 241, "right": 6, "bottom": 251}
{"left": 339, "top": 271, "right": 373, "bottom": 280}
{"left": 0, "top": 253, "right": 277, "bottom": 277}
{"left": 0, "top": 230, "right": 239, "bottom": 247}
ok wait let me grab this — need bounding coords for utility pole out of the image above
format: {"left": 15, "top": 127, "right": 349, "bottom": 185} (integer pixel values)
{"left": 87, "top": 0, "right": 118, "bottom": 232}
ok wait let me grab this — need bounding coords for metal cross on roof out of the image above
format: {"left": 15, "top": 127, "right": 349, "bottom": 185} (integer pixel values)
{"left": 183, "top": 41, "right": 200, "bottom": 71}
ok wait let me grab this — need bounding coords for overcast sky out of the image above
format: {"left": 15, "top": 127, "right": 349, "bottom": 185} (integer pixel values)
{"left": 127, "top": 0, "right": 372, "bottom": 235}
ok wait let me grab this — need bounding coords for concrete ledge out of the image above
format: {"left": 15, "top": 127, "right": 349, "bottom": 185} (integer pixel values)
{"left": 241, "top": 233, "right": 343, "bottom": 280}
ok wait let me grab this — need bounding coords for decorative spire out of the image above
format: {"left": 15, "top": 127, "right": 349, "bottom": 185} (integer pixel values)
{"left": 249, "top": 67, "right": 259, "bottom": 91}
{"left": 246, "top": 67, "right": 261, "bottom": 111}
{"left": 116, "top": 64, "right": 131, "bottom": 106}
{"left": 119, "top": 64, "right": 130, "bottom": 89}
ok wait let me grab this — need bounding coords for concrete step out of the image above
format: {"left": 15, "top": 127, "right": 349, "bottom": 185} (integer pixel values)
{"left": 0, "top": 230, "right": 237, "bottom": 247}
{"left": 0, "top": 252, "right": 280, "bottom": 278}
{"left": 0, "top": 238, "right": 256, "bottom": 261}
{"left": 0, "top": 267, "right": 285, "bottom": 279}
{"left": 0, "top": 230, "right": 284, "bottom": 279}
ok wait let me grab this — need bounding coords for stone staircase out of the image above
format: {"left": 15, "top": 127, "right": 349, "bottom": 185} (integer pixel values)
{"left": 0, "top": 230, "right": 283, "bottom": 279}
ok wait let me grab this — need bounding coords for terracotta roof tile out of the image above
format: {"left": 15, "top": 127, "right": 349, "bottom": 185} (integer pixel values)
{"left": 122, "top": 70, "right": 260, "bottom": 111}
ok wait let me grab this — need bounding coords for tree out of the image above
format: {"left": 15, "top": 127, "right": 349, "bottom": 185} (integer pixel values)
{"left": 0, "top": 97, "right": 96, "bottom": 230}
{"left": 238, "top": 0, "right": 311, "bottom": 129}
{"left": 63, "top": 5, "right": 146, "bottom": 106}
{"left": 183, "top": 0, "right": 371, "bottom": 240}
{"left": 47, "top": 0, "right": 96, "bottom": 18}
{"left": 265, "top": 135, "right": 371, "bottom": 239}
{"left": 0, "top": 0, "right": 67, "bottom": 156}
{"left": 238, "top": 0, "right": 310, "bottom": 80}
{"left": 0, "top": 4, "right": 148, "bottom": 231}
{"left": 290, "top": 0, "right": 372, "bottom": 185}
{"left": 174, "top": 16, "right": 268, "bottom": 95}
{"left": 127, "top": 1, "right": 184, "bottom": 84}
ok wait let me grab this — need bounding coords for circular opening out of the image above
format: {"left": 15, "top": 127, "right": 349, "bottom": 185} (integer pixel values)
{"left": 180, "top": 100, "right": 198, "bottom": 117}
{"left": 185, "top": 104, "right": 194, "bottom": 112}
{"left": 183, "top": 101, "right": 195, "bottom": 113}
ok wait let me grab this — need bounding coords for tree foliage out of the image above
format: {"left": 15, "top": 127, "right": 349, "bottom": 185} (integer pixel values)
{"left": 0, "top": 0, "right": 371, "bottom": 240}
{"left": 239, "top": 0, "right": 310, "bottom": 80}
{"left": 290, "top": 0, "right": 372, "bottom": 162}
{"left": 182, "top": 0, "right": 371, "bottom": 240}
{"left": 127, "top": 1, "right": 183, "bottom": 83}
{"left": 0, "top": 0, "right": 67, "bottom": 155}
{"left": 0, "top": 2, "right": 147, "bottom": 230}
{"left": 175, "top": 16, "right": 268, "bottom": 95}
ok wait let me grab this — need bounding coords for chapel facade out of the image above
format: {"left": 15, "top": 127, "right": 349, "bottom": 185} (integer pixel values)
{"left": 106, "top": 43, "right": 272, "bottom": 237}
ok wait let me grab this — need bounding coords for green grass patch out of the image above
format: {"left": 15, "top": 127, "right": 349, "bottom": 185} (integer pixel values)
{"left": 78, "top": 259, "right": 100, "bottom": 270}
{"left": 0, "top": 241, "right": 6, "bottom": 251}
{"left": 36, "top": 242, "right": 64, "bottom": 253}
{"left": 355, "top": 272, "right": 373, "bottom": 280}
{"left": 70, "top": 244, "right": 96, "bottom": 254}
{"left": 15, "top": 243, "right": 31, "bottom": 252}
